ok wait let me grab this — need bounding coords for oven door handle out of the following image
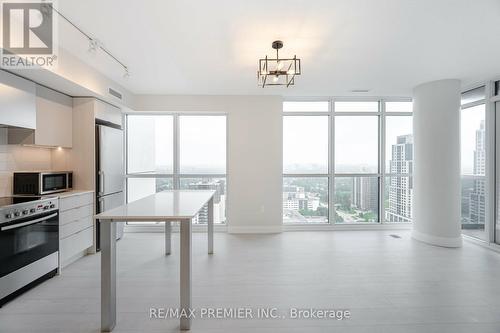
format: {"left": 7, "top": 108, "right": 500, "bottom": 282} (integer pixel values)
{"left": 1, "top": 213, "right": 58, "bottom": 231}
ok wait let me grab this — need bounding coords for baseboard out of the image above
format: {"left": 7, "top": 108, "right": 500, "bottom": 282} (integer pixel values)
{"left": 284, "top": 223, "right": 412, "bottom": 231}
{"left": 463, "top": 235, "right": 500, "bottom": 253}
{"left": 227, "top": 225, "right": 283, "bottom": 234}
{"left": 124, "top": 224, "right": 228, "bottom": 233}
{"left": 412, "top": 229, "right": 463, "bottom": 248}
{"left": 61, "top": 250, "right": 87, "bottom": 269}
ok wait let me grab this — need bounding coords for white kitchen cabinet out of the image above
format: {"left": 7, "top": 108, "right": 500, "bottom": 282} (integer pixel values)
{"left": 35, "top": 85, "right": 73, "bottom": 148}
{"left": 58, "top": 191, "right": 94, "bottom": 269}
{"left": 0, "top": 70, "right": 36, "bottom": 129}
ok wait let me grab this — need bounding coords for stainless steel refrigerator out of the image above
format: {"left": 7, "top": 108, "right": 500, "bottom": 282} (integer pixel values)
{"left": 96, "top": 122, "right": 125, "bottom": 251}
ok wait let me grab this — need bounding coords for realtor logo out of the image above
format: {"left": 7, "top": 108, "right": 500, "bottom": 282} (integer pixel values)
{"left": 1, "top": 0, "right": 58, "bottom": 69}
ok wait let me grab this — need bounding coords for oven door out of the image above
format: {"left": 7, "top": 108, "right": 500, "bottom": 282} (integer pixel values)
{"left": 0, "top": 211, "right": 59, "bottom": 278}
{"left": 41, "top": 173, "right": 68, "bottom": 194}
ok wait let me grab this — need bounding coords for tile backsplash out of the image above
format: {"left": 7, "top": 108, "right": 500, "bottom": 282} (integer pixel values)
{"left": 0, "top": 145, "right": 53, "bottom": 196}
{"left": 0, "top": 129, "right": 71, "bottom": 196}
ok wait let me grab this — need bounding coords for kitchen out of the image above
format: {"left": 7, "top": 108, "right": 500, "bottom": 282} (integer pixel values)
{"left": 0, "top": 66, "right": 218, "bottom": 331}
{"left": 0, "top": 69, "right": 126, "bottom": 302}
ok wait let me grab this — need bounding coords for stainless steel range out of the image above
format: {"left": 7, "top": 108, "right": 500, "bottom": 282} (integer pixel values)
{"left": 0, "top": 196, "right": 59, "bottom": 306}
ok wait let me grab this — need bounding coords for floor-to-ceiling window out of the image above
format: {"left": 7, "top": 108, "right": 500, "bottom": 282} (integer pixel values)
{"left": 126, "top": 114, "right": 227, "bottom": 225}
{"left": 460, "top": 87, "right": 487, "bottom": 240}
{"left": 282, "top": 99, "right": 413, "bottom": 224}
{"left": 494, "top": 82, "right": 500, "bottom": 244}
{"left": 283, "top": 102, "right": 329, "bottom": 223}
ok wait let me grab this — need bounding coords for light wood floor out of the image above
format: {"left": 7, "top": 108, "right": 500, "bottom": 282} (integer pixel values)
{"left": 1, "top": 231, "right": 500, "bottom": 332}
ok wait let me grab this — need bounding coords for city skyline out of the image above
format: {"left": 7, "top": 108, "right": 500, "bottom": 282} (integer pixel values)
{"left": 283, "top": 131, "right": 413, "bottom": 224}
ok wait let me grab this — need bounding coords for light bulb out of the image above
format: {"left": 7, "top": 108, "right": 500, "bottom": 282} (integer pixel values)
{"left": 276, "top": 61, "right": 284, "bottom": 70}
{"left": 273, "top": 75, "right": 279, "bottom": 83}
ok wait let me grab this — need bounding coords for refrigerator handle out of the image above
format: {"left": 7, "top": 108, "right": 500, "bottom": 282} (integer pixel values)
{"left": 98, "top": 197, "right": 104, "bottom": 213}
{"left": 98, "top": 171, "right": 104, "bottom": 196}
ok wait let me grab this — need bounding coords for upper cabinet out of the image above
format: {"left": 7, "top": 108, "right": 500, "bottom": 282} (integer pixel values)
{"left": 0, "top": 70, "right": 36, "bottom": 129}
{"left": 0, "top": 70, "right": 73, "bottom": 148}
{"left": 35, "top": 85, "right": 73, "bottom": 148}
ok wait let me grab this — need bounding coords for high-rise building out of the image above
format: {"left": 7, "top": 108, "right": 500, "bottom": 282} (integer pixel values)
{"left": 282, "top": 186, "right": 320, "bottom": 211}
{"left": 469, "top": 120, "right": 486, "bottom": 225}
{"left": 187, "top": 179, "right": 226, "bottom": 224}
{"left": 352, "top": 177, "right": 378, "bottom": 213}
{"left": 386, "top": 134, "right": 413, "bottom": 222}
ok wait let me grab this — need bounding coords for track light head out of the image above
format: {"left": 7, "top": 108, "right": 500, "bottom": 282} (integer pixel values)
{"left": 88, "top": 39, "right": 100, "bottom": 53}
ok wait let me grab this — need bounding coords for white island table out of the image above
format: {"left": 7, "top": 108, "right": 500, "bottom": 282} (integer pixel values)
{"left": 94, "top": 190, "right": 216, "bottom": 331}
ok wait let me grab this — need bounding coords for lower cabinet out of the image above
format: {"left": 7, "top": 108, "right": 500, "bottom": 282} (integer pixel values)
{"left": 58, "top": 191, "right": 94, "bottom": 269}
{"left": 61, "top": 227, "right": 93, "bottom": 263}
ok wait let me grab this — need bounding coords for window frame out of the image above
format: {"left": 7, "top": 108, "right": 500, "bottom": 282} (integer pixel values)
{"left": 125, "top": 112, "right": 228, "bottom": 226}
{"left": 460, "top": 88, "right": 487, "bottom": 240}
{"left": 282, "top": 98, "right": 413, "bottom": 225}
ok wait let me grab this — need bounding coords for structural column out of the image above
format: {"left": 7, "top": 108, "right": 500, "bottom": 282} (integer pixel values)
{"left": 412, "top": 79, "right": 462, "bottom": 247}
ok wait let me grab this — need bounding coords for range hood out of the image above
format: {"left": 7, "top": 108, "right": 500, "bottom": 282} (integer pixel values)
{"left": 0, "top": 70, "right": 37, "bottom": 144}
{"left": 0, "top": 125, "right": 35, "bottom": 145}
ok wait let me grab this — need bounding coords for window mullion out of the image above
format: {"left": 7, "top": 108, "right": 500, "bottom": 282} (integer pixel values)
{"left": 328, "top": 102, "right": 335, "bottom": 224}
{"left": 173, "top": 114, "right": 180, "bottom": 189}
{"left": 380, "top": 100, "right": 386, "bottom": 223}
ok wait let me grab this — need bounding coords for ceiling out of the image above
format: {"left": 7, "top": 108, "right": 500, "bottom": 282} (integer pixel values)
{"left": 58, "top": 0, "right": 500, "bottom": 96}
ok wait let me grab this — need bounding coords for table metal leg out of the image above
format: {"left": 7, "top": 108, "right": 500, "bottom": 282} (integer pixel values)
{"left": 165, "top": 221, "right": 171, "bottom": 255}
{"left": 101, "top": 221, "right": 116, "bottom": 332}
{"left": 180, "top": 218, "right": 192, "bottom": 330}
{"left": 208, "top": 198, "right": 214, "bottom": 254}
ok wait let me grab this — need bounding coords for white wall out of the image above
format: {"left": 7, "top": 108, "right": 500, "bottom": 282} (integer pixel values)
{"left": 134, "top": 95, "right": 283, "bottom": 233}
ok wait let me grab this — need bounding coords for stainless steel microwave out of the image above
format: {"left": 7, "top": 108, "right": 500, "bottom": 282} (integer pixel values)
{"left": 13, "top": 171, "right": 73, "bottom": 195}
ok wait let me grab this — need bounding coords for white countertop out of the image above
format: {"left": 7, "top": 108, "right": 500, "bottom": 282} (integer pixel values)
{"left": 56, "top": 190, "right": 94, "bottom": 198}
{"left": 94, "top": 190, "right": 215, "bottom": 222}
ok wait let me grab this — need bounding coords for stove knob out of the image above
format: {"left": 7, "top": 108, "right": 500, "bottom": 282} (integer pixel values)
{"left": 22, "top": 209, "right": 29, "bottom": 215}
{"left": 30, "top": 208, "right": 36, "bottom": 213}
{"left": 14, "top": 211, "right": 20, "bottom": 217}
{"left": 43, "top": 206, "right": 49, "bottom": 210}
{"left": 5, "top": 213, "right": 12, "bottom": 219}
{"left": 49, "top": 204, "right": 55, "bottom": 209}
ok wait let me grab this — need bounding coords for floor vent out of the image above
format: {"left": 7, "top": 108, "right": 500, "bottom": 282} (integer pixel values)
{"left": 389, "top": 234, "right": 401, "bottom": 239}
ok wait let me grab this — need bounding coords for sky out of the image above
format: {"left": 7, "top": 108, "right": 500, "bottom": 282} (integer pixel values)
{"left": 283, "top": 114, "right": 412, "bottom": 174}
{"left": 128, "top": 115, "right": 226, "bottom": 174}
{"left": 283, "top": 115, "right": 328, "bottom": 173}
